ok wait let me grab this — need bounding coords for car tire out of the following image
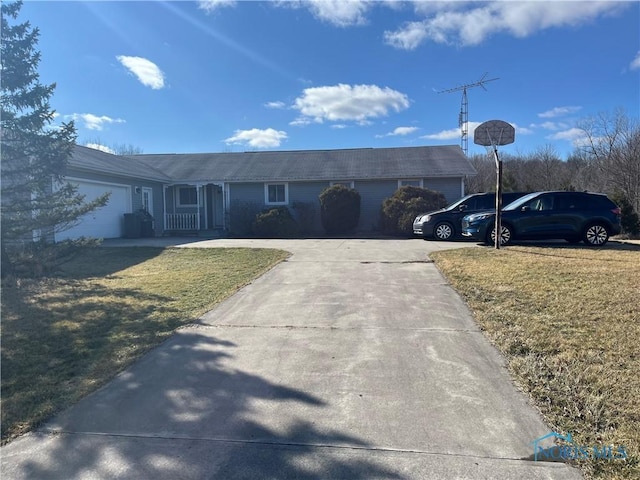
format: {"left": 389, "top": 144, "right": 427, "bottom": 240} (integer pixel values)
{"left": 434, "top": 222, "right": 454, "bottom": 241}
{"left": 486, "top": 224, "right": 512, "bottom": 246}
{"left": 583, "top": 223, "right": 609, "bottom": 246}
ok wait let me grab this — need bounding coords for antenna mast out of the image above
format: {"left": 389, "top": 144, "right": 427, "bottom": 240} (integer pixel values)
{"left": 439, "top": 73, "right": 499, "bottom": 156}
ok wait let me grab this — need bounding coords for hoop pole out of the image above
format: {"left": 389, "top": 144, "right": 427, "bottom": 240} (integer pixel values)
{"left": 493, "top": 145, "right": 503, "bottom": 250}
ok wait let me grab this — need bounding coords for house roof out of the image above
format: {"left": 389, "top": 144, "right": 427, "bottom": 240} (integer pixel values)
{"left": 69, "top": 144, "right": 476, "bottom": 184}
{"left": 128, "top": 145, "right": 476, "bottom": 183}
{"left": 68, "top": 145, "right": 172, "bottom": 182}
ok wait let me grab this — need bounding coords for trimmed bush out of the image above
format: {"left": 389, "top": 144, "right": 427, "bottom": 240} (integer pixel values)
{"left": 252, "top": 206, "right": 299, "bottom": 238}
{"left": 381, "top": 186, "right": 448, "bottom": 236}
{"left": 292, "top": 202, "right": 317, "bottom": 235}
{"left": 319, "top": 185, "right": 361, "bottom": 234}
{"left": 229, "top": 200, "right": 262, "bottom": 237}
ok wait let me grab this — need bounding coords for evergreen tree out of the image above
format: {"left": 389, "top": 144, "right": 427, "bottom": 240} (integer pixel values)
{"left": 1, "top": 1, "right": 107, "bottom": 276}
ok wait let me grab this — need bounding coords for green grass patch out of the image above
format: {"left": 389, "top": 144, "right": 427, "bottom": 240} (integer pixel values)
{"left": 1, "top": 246, "right": 289, "bottom": 442}
{"left": 431, "top": 244, "right": 640, "bottom": 479}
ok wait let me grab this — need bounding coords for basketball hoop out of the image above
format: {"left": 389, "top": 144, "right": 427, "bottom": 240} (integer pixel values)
{"left": 474, "top": 120, "right": 515, "bottom": 250}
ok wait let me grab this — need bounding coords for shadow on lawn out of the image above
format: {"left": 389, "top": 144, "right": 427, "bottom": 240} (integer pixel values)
{"left": 57, "top": 247, "right": 167, "bottom": 279}
{"left": 0, "top": 279, "right": 184, "bottom": 441}
{"left": 5, "top": 330, "right": 405, "bottom": 480}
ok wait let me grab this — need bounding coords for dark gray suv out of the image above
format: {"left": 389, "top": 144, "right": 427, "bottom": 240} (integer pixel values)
{"left": 413, "top": 192, "right": 530, "bottom": 240}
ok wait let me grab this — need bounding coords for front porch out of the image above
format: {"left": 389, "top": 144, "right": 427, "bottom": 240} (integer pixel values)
{"left": 162, "top": 182, "right": 227, "bottom": 235}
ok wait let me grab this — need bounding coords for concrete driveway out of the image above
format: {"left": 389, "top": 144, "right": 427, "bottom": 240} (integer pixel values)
{"left": 1, "top": 239, "right": 582, "bottom": 479}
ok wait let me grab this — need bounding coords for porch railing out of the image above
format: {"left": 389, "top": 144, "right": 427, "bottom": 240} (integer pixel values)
{"left": 165, "top": 213, "right": 199, "bottom": 231}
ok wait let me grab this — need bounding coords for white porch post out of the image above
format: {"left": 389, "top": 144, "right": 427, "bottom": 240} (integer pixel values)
{"left": 461, "top": 176, "right": 465, "bottom": 197}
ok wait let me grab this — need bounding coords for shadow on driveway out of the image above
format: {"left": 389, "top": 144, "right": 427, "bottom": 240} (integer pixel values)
{"left": 5, "top": 330, "right": 405, "bottom": 479}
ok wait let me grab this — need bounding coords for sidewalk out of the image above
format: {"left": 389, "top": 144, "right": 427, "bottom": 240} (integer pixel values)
{"left": 1, "top": 239, "right": 582, "bottom": 479}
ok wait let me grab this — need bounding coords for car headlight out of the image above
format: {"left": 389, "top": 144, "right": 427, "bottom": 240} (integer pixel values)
{"left": 424, "top": 215, "right": 431, "bottom": 222}
{"left": 474, "top": 213, "right": 493, "bottom": 221}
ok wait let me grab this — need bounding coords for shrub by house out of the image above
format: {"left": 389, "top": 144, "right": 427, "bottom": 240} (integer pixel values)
{"left": 319, "top": 185, "right": 361, "bottom": 235}
{"left": 381, "top": 186, "right": 447, "bottom": 236}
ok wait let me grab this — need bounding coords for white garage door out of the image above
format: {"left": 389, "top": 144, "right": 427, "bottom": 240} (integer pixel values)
{"left": 56, "top": 180, "right": 131, "bottom": 241}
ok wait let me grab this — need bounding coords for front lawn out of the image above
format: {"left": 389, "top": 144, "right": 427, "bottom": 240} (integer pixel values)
{"left": 1, "top": 246, "right": 289, "bottom": 442}
{"left": 431, "top": 244, "right": 639, "bottom": 479}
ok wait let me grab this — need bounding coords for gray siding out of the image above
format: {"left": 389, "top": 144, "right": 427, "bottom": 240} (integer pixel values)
{"left": 354, "top": 180, "right": 398, "bottom": 231}
{"left": 423, "top": 177, "right": 464, "bottom": 203}
{"left": 229, "top": 183, "right": 264, "bottom": 205}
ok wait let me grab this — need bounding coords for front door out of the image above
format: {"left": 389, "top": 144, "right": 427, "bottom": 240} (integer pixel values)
{"left": 142, "top": 187, "right": 153, "bottom": 214}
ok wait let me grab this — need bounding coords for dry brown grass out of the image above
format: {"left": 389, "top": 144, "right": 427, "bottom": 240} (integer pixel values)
{"left": 431, "top": 243, "right": 640, "bottom": 479}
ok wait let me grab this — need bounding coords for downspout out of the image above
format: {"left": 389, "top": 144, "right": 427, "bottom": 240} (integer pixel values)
{"left": 162, "top": 185, "right": 167, "bottom": 233}
{"left": 221, "top": 182, "right": 226, "bottom": 231}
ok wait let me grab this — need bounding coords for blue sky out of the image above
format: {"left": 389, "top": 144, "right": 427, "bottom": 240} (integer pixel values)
{"left": 23, "top": 0, "right": 640, "bottom": 158}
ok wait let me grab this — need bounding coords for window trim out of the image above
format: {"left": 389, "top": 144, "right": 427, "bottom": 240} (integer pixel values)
{"left": 398, "top": 179, "right": 424, "bottom": 189}
{"left": 330, "top": 181, "right": 355, "bottom": 189}
{"left": 264, "top": 182, "right": 289, "bottom": 205}
{"left": 176, "top": 186, "right": 199, "bottom": 207}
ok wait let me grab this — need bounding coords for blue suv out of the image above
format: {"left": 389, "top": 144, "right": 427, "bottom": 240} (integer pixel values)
{"left": 462, "top": 191, "right": 622, "bottom": 246}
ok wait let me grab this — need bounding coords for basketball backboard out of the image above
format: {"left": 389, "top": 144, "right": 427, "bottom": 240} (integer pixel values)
{"left": 474, "top": 120, "right": 515, "bottom": 147}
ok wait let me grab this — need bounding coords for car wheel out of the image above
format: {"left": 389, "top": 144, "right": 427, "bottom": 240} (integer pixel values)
{"left": 487, "top": 224, "right": 512, "bottom": 246}
{"left": 434, "top": 222, "right": 454, "bottom": 241}
{"left": 583, "top": 224, "right": 609, "bottom": 246}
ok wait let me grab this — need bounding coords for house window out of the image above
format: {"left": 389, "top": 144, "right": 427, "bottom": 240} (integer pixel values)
{"left": 265, "top": 183, "right": 288, "bottom": 205}
{"left": 398, "top": 179, "right": 423, "bottom": 188}
{"left": 177, "top": 186, "right": 198, "bottom": 206}
{"left": 330, "top": 181, "right": 355, "bottom": 189}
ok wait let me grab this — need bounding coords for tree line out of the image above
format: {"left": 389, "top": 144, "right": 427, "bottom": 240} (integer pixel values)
{"left": 466, "top": 109, "right": 640, "bottom": 218}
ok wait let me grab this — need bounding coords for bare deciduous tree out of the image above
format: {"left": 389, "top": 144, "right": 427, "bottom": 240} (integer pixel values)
{"left": 577, "top": 109, "right": 640, "bottom": 212}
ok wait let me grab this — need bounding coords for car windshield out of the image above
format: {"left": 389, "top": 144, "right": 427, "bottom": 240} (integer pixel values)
{"left": 503, "top": 192, "right": 539, "bottom": 210}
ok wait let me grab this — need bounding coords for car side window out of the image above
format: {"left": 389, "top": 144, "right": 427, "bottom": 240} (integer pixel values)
{"left": 554, "top": 193, "right": 579, "bottom": 210}
{"left": 461, "top": 198, "right": 475, "bottom": 210}
{"left": 476, "top": 196, "right": 493, "bottom": 210}
{"left": 524, "top": 195, "right": 552, "bottom": 211}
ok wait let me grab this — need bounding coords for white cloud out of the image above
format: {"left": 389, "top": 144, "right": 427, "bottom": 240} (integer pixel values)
{"left": 265, "top": 101, "right": 286, "bottom": 109}
{"left": 630, "top": 51, "right": 640, "bottom": 71}
{"left": 514, "top": 124, "right": 534, "bottom": 135}
{"left": 331, "top": 124, "right": 348, "bottom": 129}
{"left": 224, "top": 128, "right": 288, "bottom": 148}
{"left": 198, "top": 0, "right": 236, "bottom": 13}
{"left": 422, "top": 122, "right": 482, "bottom": 141}
{"left": 116, "top": 55, "right": 165, "bottom": 89}
{"left": 538, "top": 106, "right": 582, "bottom": 118}
{"left": 292, "top": 84, "right": 410, "bottom": 125}
{"left": 376, "top": 126, "right": 419, "bottom": 138}
{"left": 385, "top": 1, "right": 627, "bottom": 49}
{"left": 533, "top": 121, "right": 571, "bottom": 131}
{"left": 85, "top": 143, "right": 116, "bottom": 154}
{"left": 421, "top": 126, "right": 462, "bottom": 141}
{"left": 66, "top": 113, "right": 125, "bottom": 131}
{"left": 278, "top": 0, "right": 372, "bottom": 27}
{"left": 421, "top": 121, "right": 535, "bottom": 142}
{"left": 547, "top": 127, "right": 589, "bottom": 146}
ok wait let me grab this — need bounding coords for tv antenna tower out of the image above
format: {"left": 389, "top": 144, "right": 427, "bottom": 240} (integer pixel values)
{"left": 439, "top": 73, "right": 499, "bottom": 156}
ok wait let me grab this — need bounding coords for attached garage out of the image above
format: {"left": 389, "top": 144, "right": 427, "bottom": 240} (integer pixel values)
{"left": 56, "top": 179, "right": 131, "bottom": 241}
